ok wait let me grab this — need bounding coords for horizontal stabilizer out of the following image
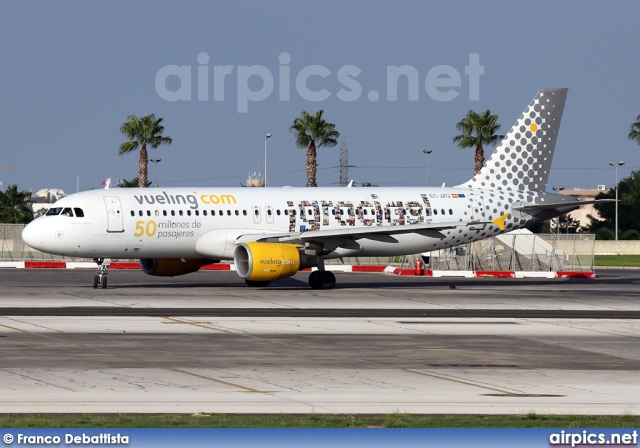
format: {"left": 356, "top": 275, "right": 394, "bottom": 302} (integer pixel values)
{"left": 513, "top": 199, "right": 615, "bottom": 215}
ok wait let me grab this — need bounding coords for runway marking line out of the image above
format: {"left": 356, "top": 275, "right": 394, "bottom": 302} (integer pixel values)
{"left": 162, "top": 317, "right": 235, "bottom": 334}
{"left": 402, "top": 368, "right": 517, "bottom": 395}
{"left": 0, "top": 322, "right": 28, "bottom": 333}
{"left": 171, "top": 368, "right": 274, "bottom": 394}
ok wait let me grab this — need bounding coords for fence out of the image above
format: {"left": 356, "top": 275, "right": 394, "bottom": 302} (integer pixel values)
{"left": 1, "top": 224, "right": 595, "bottom": 272}
{"left": 427, "top": 233, "right": 595, "bottom": 272}
{"left": 1, "top": 224, "right": 93, "bottom": 262}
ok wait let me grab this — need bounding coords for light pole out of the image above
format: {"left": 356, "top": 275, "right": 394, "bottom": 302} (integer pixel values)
{"left": 609, "top": 161, "right": 625, "bottom": 240}
{"left": 422, "top": 149, "right": 432, "bottom": 187}
{"left": 552, "top": 186, "right": 565, "bottom": 236}
{"left": 150, "top": 158, "right": 161, "bottom": 188}
{"left": 264, "top": 133, "right": 272, "bottom": 187}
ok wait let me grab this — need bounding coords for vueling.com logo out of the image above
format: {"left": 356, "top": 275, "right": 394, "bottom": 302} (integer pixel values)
{"left": 259, "top": 258, "right": 296, "bottom": 267}
{"left": 133, "top": 191, "right": 237, "bottom": 210}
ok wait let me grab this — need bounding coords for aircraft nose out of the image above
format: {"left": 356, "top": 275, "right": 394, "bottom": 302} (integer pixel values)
{"left": 22, "top": 219, "right": 45, "bottom": 250}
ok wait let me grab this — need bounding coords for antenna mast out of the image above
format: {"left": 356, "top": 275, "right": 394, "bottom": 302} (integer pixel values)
{"left": 339, "top": 138, "right": 349, "bottom": 187}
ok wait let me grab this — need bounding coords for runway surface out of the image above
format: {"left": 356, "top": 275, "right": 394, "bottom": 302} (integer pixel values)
{"left": 1, "top": 268, "right": 639, "bottom": 414}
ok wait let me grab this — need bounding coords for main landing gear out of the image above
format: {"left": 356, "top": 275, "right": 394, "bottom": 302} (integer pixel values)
{"left": 93, "top": 258, "right": 111, "bottom": 289}
{"left": 308, "top": 270, "right": 336, "bottom": 290}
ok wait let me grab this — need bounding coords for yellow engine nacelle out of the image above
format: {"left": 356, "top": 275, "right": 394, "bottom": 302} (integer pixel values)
{"left": 234, "top": 242, "right": 301, "bottom": 281}
{"left": 140, "top": 258, "right": 205, "bottom": 277}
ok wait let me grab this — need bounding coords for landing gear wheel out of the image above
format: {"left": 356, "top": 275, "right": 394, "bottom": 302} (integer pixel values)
{"left": 309, "top": 271, "right": 336, "bottom": 290}
{"left": 245, "top": 279, "right": 271, "bottom": 287}
{"left": 93, "top": 258, "right": 111, "bottom": 289}
{"left": 309, "top": 271, "right": 320, "bottom": 289}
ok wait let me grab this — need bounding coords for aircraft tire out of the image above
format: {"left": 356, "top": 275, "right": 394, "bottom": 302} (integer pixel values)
{"left": 101, "top": 277, "right": 107, "bottom": 289}
{"left": 309, "top": 271, "right": 321, "bottom": 289}
{"left": 93, "top": 276, "right": 99, "bottom": 289}
{"left": 309, "top": 271, "right": 335, "bottom": 290}
{"left": 319, "top": 271, "right": 336, "bottom": 290}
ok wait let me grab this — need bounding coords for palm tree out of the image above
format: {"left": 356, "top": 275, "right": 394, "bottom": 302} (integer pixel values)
{"left": 453, "top": 109, "right": 504, "bottom": 175}
{"left": 117, "top": 177, "right": 151, "bottom": 188}
{"left": 628, "top": 114, "right": 640, "bottom": 146}
{"left": 118, "top": 114, "right": 172, "bottom": 188}
{"left": 0, "top": 185, "right": 34, "bottom": 224}
{"left": 290, "top": 110, "right": 340, "bottom": 187}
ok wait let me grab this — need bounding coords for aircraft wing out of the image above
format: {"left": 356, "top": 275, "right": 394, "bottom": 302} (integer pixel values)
{"left": 237, "top": 214, "right": 510, "bottom": 246}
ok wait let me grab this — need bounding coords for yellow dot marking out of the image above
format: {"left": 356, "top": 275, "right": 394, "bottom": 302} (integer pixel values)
{"left": 530, "top": 123, "right": 538, "bottom": 132}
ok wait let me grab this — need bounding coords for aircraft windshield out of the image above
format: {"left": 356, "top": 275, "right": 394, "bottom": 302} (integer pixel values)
{"left": 46, "top": 207, "right": 63, "bottom": 216}
{"left": 44, "top": 207, "right": 84, "bottom": 217}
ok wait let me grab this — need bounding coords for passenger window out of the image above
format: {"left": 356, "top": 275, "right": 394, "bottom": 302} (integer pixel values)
{"left": 441, "top": 209, "right": 445, "bottom": 215}
{"left": 155, "top": 210, "right": 160, "bottom": 217}
{"left": 243, "top": 210, "right": 247, "bottom": 216}
{"left": 171, "top": 210, "right": 175, "bottom": 216}
{"left": 308, "top": 209, "right": 312, "bottom": 216}
{"left": 130, "top": 211, "right": 135, "bottom": 217}
{"left": 363, "top": 209, "right": 368, "bottom": 216}
{"left": 163, "top": 210, "right": 167, "bottom": 216}
{"left": 203, "top": 210, "right": 207, "bottom": 216}
{"left": 219, "top": 210, "right": 223, "bottom": 216}
{"left": 195, "top": 210, "right": 199, "bottom": 216}
{"left": 434, "top": 209, "right": 438, "bottom": 215}
{"left": 179, "top": 210, "right": 184, "bottom": 216}
{"left": 147, "top": 210, "right": 151, "bottom": 216}
{"left": 268, "top": 209, "right": 272, "bottom": 216}
{"left": 449, "top": 209, "right": 453, "bottom": 215}
{"left": 235, "top": 210, "right": 239, "bottom": 216}
{"left": 277, "top": 210, "right": 281, "bottom": 216}
{"left": 187, "top": 210, "right": 191, "bottom": 216}
{"left": 227, "top": 210, "right": 231, "bottom": 216}
{"left": 255, "top": 209, "right": 259, "bottom": 216}
{"left": 139, "top": 211, "right": 143, "bottom": 216}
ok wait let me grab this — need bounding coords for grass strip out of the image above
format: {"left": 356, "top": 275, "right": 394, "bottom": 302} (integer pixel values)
{"left": 0, "top": 413, "right": 638, "bottom": 428}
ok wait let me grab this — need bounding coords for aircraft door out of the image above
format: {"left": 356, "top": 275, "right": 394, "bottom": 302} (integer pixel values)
{"left": 252, "top": 206, "right": 261, "bottom": 224}
{"left": 469, "top": 195, "right": 485, "bottom": 220}
{"left": 104, "top": 196, "right": 124, "bottom": 233}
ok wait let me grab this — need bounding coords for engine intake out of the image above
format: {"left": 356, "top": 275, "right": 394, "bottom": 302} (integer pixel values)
{"left": 234, "top": 242, "right": 301, "bottom": 281}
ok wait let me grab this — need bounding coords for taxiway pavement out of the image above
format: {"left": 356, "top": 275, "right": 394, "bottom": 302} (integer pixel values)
{"left": 0, "top": 269, "right": 639, "bottom": 415}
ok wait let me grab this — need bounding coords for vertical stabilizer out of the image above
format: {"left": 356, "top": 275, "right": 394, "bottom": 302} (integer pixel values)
{"left": 460, "top": 88, "right": 568, "bottom": 192}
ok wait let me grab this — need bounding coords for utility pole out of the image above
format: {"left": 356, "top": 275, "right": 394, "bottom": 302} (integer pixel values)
{"left": 150, "top": 158, "right": 161, "bottom": 187}
{"left": 422, "top": 149, "right": 432, "bottom": 186}
{"left": 609, "top": 161, "right": 625, "bottom": 240}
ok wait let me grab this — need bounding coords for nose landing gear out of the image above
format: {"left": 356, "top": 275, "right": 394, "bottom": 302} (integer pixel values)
{"left": 93, "top": 258, "right": 111, "bottom": 289}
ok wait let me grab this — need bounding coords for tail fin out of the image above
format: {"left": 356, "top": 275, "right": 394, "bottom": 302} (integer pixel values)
{"left": 460, "top": 88, "right": 568, "bottom": 192}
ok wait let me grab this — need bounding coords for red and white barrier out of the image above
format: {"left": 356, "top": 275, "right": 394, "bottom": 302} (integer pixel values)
{"left": 0, "top": 261, "right": 595, "bottom": 278}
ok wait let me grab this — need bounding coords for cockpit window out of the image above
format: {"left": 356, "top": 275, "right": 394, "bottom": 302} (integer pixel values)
{"left": 61, "top": 208, "right": 74, "bottom": 217}
{"left": 46, "top": 207, "right": 63, "bottom": 216}
{"left": 74, "top": 208, "right": 84, "bottom": 217}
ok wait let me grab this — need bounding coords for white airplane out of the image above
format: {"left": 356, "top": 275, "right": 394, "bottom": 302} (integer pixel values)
{"left": 22, "top": 88, "right": 597, "bottom": 289}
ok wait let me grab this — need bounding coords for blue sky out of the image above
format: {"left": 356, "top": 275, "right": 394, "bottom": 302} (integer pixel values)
{"left": 1, "top": 0, "right": 639, "bottom": 193}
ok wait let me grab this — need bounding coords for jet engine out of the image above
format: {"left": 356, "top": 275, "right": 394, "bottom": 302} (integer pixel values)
{"left": 140, "top": 258, "right": 207, "bottom": 277}
{"left": 234, "top": 242, "right": 301, "bottom": 282}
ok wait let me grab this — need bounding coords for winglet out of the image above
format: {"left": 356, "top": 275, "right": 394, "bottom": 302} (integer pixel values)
{"left": 492, "top": 213, "right": 510, "bottom": 231}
